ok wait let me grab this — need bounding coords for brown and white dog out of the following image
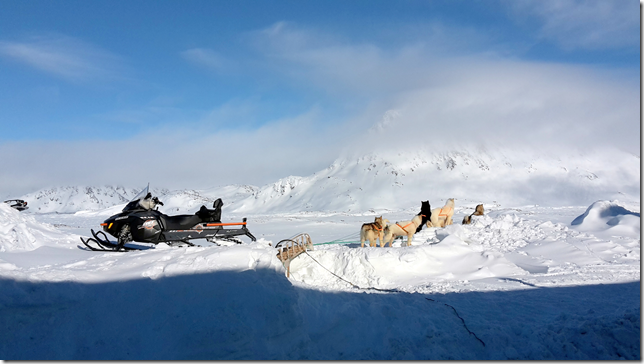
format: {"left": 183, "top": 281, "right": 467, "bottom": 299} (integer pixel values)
{"left": 428, "top": 198, "right": 455, "bottom": 228}
{"left": 360, "top": 216, "right": 388, "bottom": 247}
{"left": 462, "top": 204, "right": 484, "bottom": 225}
{"left": 383, "top": 213, "right": 424, "bottom": 247}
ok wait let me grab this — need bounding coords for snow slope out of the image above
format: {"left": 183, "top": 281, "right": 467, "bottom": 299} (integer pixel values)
{"left": 16, "top": 185, "right": 149, "bottom": 213}
{"left": 231, "top": 147, "right": 640, "bottom": 213}
{"left": 0, "top": 197, "right": 639, "bottom": 360}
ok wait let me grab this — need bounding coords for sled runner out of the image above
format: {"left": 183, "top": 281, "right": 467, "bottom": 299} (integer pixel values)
{"left": 80, "top": 185, "right": 256, "bottom": 252}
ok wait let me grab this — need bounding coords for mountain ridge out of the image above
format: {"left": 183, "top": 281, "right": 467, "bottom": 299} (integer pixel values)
{"left": 14, "top": 148, "right": 640, "bottom": 214}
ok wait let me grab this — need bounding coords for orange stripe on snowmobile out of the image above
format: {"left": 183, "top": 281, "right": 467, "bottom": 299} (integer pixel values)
{"left": 205, "top": 222, "right": 247, "bottom": 227}
{"left": 100, "top": 223, "right": 108, "bottom": 226}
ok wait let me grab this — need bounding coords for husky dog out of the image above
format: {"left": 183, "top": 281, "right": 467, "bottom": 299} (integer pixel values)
{"left": 462, "top": 204, "right": 484, "bottom": 225}
{"left": 415, "top": 200, "right": 432, "bottom": 233}
{"left": 428, "top": 198, "right": 455, "bottom": 228}
{"left": 360, "top": 216, "right": 388, "bottom": 247}
{"left": 383, "top": 214, "right": 424, "bottom": 247}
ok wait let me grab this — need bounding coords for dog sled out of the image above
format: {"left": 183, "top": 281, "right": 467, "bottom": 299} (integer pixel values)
{"left": 274, "top": 233, "right": 314, "bottom": 277}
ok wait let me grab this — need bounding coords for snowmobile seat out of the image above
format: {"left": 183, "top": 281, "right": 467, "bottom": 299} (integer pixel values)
{"left": 162, "top": 214, "right": 203, "bottom": 230}
{"left": 196, "top": 198, "right": 223, "bottom": 223}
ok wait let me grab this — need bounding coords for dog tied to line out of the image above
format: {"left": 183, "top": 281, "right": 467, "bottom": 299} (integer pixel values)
{"left": 360, "top": 216, "right": 389, "bottom": 247}
{"left": 462, "top": 204, "right": 484, "bottom": 225}
{"left": 428, "top": 198, "right": 455, "bottom": 228}
{"left": 383, "top": 213, "right": 424, "bottom": 247}
{"left": 415, "top": 200, "right": 432, "bottom": 233}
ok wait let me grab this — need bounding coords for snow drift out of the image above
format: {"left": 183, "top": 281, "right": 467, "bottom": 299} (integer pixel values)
{"left": 0, "top": 203, "right": 75, "bottom": 252}
{"left": 571, "top": 200, "right": 640, "bottom": 238}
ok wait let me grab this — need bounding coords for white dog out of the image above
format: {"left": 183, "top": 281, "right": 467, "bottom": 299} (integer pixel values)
{"left": 382, "top": 214, "right": 424, "bottom": 247}
{"left": 428, "top": 198, "right": 455, "bottom": 228}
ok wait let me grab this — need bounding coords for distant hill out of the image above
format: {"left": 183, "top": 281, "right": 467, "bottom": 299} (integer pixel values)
{"left": 17, "top": 148, "right": 640, "bottom": 214}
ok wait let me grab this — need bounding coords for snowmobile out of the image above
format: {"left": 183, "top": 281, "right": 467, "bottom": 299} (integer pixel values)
{"left": 80, "top": 185, "right": 256, "bottom": 251}
{"left": 4, "top": 199, "right": 28, "bottom": 211}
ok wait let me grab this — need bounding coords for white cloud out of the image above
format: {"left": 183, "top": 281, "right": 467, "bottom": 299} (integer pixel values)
{"left": 0, "top": 34, "right": 125, "bottom": 83}
{"left": 507, "top": 0, "right": 639, "bottom": 50}
{"left": 0, "top": 109, "right": 351, "bottom": 196}
{"left": 244, "top": 23, "right": 639, "bottom": 156}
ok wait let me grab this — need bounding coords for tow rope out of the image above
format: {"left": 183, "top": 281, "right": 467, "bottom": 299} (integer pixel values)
{"left": 313, "top": 231, "right": 361, "bottom": 246}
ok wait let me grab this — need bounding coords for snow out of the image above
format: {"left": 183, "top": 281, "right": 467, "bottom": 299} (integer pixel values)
{"left": 0, "top": 188, "right": 640, "bottom": 360}
{"left": 0, "top": 146, "right": 640, "bottom": 360}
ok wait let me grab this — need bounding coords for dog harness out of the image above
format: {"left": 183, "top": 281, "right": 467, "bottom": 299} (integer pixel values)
{"left": 438, "top": 207, "right": 453, "bottom": 217}
{"left": 396, "top": 214, "right": 425, "bottom": 233}
{"left": 370, "top": 222, "right": 382, "bottom": 231}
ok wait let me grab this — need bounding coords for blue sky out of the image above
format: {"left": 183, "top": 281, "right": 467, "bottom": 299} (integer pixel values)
{"left": 0, "top": 0, "right": 640, "bottom": 194}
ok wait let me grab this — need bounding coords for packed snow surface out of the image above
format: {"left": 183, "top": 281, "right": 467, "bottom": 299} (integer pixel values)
{"left": 0, "top": 196, "right": 639, "bottom": 360}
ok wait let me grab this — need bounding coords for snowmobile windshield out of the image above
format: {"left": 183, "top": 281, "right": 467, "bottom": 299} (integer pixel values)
{"left": 122, "top": 184, "right": 150, "bottom": 212}
{"left": 130, "top": 185, "right": 150, "bottom": 203}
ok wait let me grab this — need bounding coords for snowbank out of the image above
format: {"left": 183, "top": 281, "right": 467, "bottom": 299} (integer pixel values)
{"left": 0, "top": 204, "right": 76, "bottom": 252}
{"left": 571, "top": 200, "right": 640, "bottom": 238}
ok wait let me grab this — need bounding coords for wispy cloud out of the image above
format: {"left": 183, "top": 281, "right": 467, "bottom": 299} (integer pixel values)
{"left": 507, "top": 0, "right": 639, "bottom": 50}
{"left": 181, "top": 48, "right": 231, "bottom": 73}
{"left": 0, "top": 34, "right": 125, "bottom": 83}
{"left": 246, "top": 22, "right": 440, "bottom": 97}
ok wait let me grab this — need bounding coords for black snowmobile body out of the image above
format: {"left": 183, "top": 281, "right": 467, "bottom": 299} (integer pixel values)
{"left": 4, "top": 199, "right": 28, "bottom": 211}
{"left": 80, "top": 187, "right": 256, "bottom": 251}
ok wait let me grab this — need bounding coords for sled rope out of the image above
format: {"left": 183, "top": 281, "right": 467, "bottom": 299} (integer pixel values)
{"left": 314, "top": 231, "right": 361, "bottom": 246}
{"left": 314, "top": 240, "right": 361, "bottom": 246}
{"left": 425, "top": 298, "right": 486, "bottom": 347}
{"left": 302, "top": 250, "right": 398, "bottom": 293}
{"left": 299, "top": 250, "right": 486, "bottom": 348}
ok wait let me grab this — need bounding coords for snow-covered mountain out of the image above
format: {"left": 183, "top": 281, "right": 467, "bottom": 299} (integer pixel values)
{"left": 231, "top": 147, "right": 639, "bottom": 213}
{"left": 15, "top": 184, "right": 259, "bottom": 214}
{"left": 16, "top": 147, "right": 640, "bottom": 214}
{"left": 18, "top": 186, "right": 150, "bottom": 213}
{"left": 158, "top": 185, "right": 258, "bottom": 213}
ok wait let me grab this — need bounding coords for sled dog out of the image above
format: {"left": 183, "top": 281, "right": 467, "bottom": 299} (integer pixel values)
{"left": 415, "top": 200, "right": 432, "bottom": 233}
{"left": 383, "top": 214, "right": 424, "bottom": 247}
{"left": 360, "top": 216, "right": 388, "bottom": 247}
{"left": 462, "top": 204, "right": 484, "bottom": 225}
{"left": 428, "top": 198, "right": 455, "bottom": 228}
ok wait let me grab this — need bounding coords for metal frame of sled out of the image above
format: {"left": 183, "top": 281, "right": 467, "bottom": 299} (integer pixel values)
{"left": 275, "top": 233, "right": 314, "bottom": 277}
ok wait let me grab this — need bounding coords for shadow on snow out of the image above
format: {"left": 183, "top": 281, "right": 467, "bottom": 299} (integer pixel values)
{"left": 0, "top": 269, "right": 639, "bottom": 360}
